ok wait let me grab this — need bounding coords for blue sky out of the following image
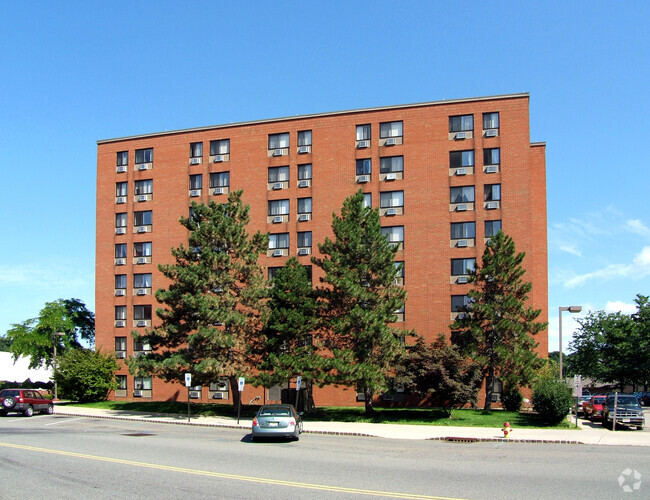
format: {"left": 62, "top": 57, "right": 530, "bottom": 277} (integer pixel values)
{"left": 1, "top": 1, "right": 648, "bottom": 354}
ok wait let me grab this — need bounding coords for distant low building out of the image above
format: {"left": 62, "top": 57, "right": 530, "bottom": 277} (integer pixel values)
{"left": 0, "top": 352, "right": 52, "bottom": 383}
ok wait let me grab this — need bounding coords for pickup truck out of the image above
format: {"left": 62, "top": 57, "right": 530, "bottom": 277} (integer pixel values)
{"left": 602, "top": 394, "right": 645, "bottom": 430}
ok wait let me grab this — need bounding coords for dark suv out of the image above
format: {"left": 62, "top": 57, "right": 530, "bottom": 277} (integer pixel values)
{"left": 0, "top": 389, "right": 54, "bottom": 417}
{"left": 602, "top": 394, "right": 645, "bottom": 430}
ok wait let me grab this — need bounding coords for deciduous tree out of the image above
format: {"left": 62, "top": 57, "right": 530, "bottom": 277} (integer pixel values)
{"left": 54, "top": 348, "right": 119, "bottom": 402}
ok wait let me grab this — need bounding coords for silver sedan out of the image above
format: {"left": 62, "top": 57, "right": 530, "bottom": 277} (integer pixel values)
{"left": 251, "top": 404, "right": 303, "bottom": 441}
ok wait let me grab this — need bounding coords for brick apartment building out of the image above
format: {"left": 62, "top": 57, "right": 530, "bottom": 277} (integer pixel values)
{"left": 96, "top": 93, "right": 548, "bottom": 406}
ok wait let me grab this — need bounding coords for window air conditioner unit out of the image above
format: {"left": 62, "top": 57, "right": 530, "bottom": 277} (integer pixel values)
{"left": 384, "top": 173, "right": 397, "bottom": 181}
{"left": 385, "top": 208, "right": 397, "bottom": 216}
{"left": 136, "top": 289, "right": 147, "bottom": 295}
{"left": 272, "top": 182, "right": 283, "bottom": 190}
{"left": 485, "top": 165, "right": 498, "bottom": 173}
{"left": 356, "top": 393, "right": 366, "bottom": 401}
{"left": 137, "top": 226, "right": 148, "bottom": 233}
{"left": 138, "top": 195, "right": 148, "bottom": 202}
{"left": 190, "top": 190, "right": 200, "bottom": 197}
{"left": 382, "top": 393, "right": 394, "bottom": 401}
{"left": 137, "top": 164, "right": 148, "bottom": 170}
{"left": 491, "top": 393, "right": 501, "bottom": 402}
{"left": 384, "top": 138, "right": 397, "bottom": 146}
{"left": 357, "top": 140, "right": 370, "bottom": 148}
{"left": 212, "top": 391, "right": 226, "bottom": 399}
{"left": 456, "top": 204, "right": 468, "bottom": 212}
{"left": 456, "top": 276, "right": 468, "bottom": 284}
{"left": 484, "top": 129, "right": 498, "bottom": 137}
{"left": 298, "top": 180, "right": 309, "bottom": 188}
{"left": 272, "top": 250, "right": 284, "bottom": 257}
{"left": 114, "top": 320, "right": 125, "bottom": 328}
{"left": 115, "top": 258, "right": 126, "bottom": 266}
{"left": 457, "top": 240, "right": 469, "bottom": 247}
{"left": 213, "top": 187, "right": 225, "bottom": 195}
{"left": 272, "top": 216, "right": 284, "bottom": 223}
{"left": 455, "top": 168, "right": 467, "bottom": 176}
{"left": 455, "top": 132, "right": 467, "bottom": 140}
{"left": 137, "top": 257, "right": 147, "bottom": 264}
{"left": 116, "top": 352, "right": 126, "bottom": 359}
{"left": 486, "top": 201, "right": 499, "bottom": 210}
{"left": 116, "top": 197, "right": 126, "bottom": 204}
{"left": 136, "top": 320, "right": 147, "bottom": 327}
{"left": 297, "top": 213, "right": 310, "bottom": 221}
{"left": 116, "top": 228, "right": 126, "bottom": 235}
{"left": 133, "top": 390, "right": 143, "bottom": 397}
{"left": 298, "top": 145, "right": 310, "bottom": 154}
{"left": 297, "top": 248, "right": 310, "bottom": 255}
{"left": 189, "top": 157, "right": 201, "bottom": 165}
{"left": 189, "top": 391, "right": 201, "bottom": 399}
{"left": 394, "top": 278, "right": 403, "bottom": 286}
{"left": 357, "top": 175, "right": 370, "bottom": 183}
{"left": 272, "top": 149, "right": 284, "bottom": 156}
{"left": 116, "top": 165, "right": 127, "bottom": 173}
{"left": 115, "top": 289, "right": 125, "bottom": 296}
{"left": 213, "top": 155, "right": 225, "bottom": 163}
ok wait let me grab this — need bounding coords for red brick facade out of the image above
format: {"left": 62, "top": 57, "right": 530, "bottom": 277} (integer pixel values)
{"left": 96, "top": 93, "right": 547, "bottom": 407}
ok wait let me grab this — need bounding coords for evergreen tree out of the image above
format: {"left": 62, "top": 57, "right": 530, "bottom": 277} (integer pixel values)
{"left": 450, "top": 231, "right": 545, "bottom": 410}
{"left": 253, "top": 258, "right": 323, "bottom": 412}
{"left": 128, "top": 191, "right": 269, "bottom": 409}
{"left": 313, "top": 190, "right": 409, "bottom": 414}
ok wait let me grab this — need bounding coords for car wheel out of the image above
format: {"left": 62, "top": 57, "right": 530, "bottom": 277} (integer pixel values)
{"left": 23, "top": 405, "right": 34, "bottom": 417}
{"left": 638, "top": 425, "right": 644, "bottom": 431}
{"left": 43, "top": 404, "right": 54, "bottom": 415}
{"left": 2, "top": 397, "right": 16, "bottom": 409}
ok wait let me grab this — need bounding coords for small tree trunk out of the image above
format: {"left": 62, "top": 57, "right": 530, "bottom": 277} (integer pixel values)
{"left": 306, "top": 381, "right": 316, "bottom": 414}
{"left": 364, "top": 387, "right": 376, "bottom": 415}
{"left": 484, "top": 369, "right": 494, "bottom": 411}
{"left": 229, "top": 376, "right": 241, "bottom": 415}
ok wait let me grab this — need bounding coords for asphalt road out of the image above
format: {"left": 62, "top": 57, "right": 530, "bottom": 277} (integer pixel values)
{"left": 1, "top": 414, "right": 648, "bottom": 499}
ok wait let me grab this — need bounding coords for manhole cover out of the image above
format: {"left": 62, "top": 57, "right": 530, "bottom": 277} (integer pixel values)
{"left": 122, "top": 433, "right": 156, "bottom": 437}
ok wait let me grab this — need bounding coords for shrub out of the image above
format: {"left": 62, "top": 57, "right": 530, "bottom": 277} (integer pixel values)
{"left": 501, "top": 387, "right": 523, "bottom": 412}
{"left": 54, "top": 348, "right": 118, "bottom": 402}
{"left": 532, "top": 378, "right": 573, "bottom": 424}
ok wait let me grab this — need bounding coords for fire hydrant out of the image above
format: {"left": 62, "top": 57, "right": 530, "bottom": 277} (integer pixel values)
{"left": 502, "top": 422, "right": 512, "bottom": 438}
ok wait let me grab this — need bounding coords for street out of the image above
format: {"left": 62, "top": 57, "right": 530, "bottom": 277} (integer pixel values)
{"left": 1, "top": 414, "right": 648, "bottom": 499}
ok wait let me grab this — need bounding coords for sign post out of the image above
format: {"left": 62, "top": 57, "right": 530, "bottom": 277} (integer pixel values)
{"left": 185, "top": 373, "right": 192, "bottom": 423}
{"left": 572, "top": 375, "right": 582, "bottom": 428}
{"left": 237, "top": 377, "right": 245, "bottom": 424}
{"left": 295, "top": 376, "right": 302, "bottom": 411}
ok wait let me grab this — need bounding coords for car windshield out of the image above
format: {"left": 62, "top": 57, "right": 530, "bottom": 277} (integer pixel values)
{"left": 594, "top": 397, "right": 605, "bottom": 404}
{"left": 610, "top": 396, "right": 640, "bottom": 406}
{"left": 259, "top": 407, "right": 291, "bottom": 417}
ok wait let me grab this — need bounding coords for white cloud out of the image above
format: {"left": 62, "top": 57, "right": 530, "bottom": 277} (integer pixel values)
{"left": 605, "top": 301, "right": 637, "bottom": 314}
{"left": 558, "top": 244, "right": 582, "bottom": 257}
{"left": 563, "top": 246, "right": 650, "bottom": 288}
{"left": 625, "top": 219, "right": 650, "bottom": 238}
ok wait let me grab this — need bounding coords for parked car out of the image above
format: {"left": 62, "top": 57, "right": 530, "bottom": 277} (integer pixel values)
{"left": 0, "top": 388, "right": 54, "bottom": 417}
{"left": 584, "top": 395, "right": 606, "bottom": 421}
{"left": 576, "top": 395, "right": 591, "bottom": 415}
{"left": 639, "top": 392, "right": 650, "bottom": 406}
{"left": 601, "top": 394, "right": 645, "bottom": 430}
{"left": 251, "top": 404, "right": 303, "bottom": 441}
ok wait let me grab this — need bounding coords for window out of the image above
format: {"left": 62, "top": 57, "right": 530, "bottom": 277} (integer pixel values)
{"left": 298, "top": 164, "right": 312, "bottom": 180}
{"left": 134, "top": 242, "right": 152, "bottom": 257}
{"left": 135, "top": 179, "right": 153, "bottom": 195}
{"left": 484, "top": 148, "right": 500, "bottom": 166}
{"left": 297, "top": 231, "right": 312, "bottom": 248}
{"left": 268, "top": 267, "right": 281, "bottom": 280}
{"left": 297, "top": 197, "right": 312, "bottom": 214}
{"left": 394, "top": 261, "right": 404, "bottom": 284}
{"left": 356, "top": 124, "right": 372, "bottom": 142}
{"left": 485, "top": 220, "right": 502, "bottom": 238}
{"left": 394, "top": 304, "right": 405, "bottom": 322}
{"left": 116, "top": 182, "right": 127, "bottom": 197}
{"left": 268, "top": 133, "right": 289, "bottom": 150}
{"left": 268, "top": 166, "right": 289, "bottom": 183}
{"left": 116, "top": 375, "right": 127, "bottom": 390}
{"left": 115, "top": 243, "right": 127, "bottom": 258}
{"left": 483, "top": 112, "right": 499, "bottom": 130}
{"left": 380, "top": 121, "right": 403, "bottom": 138}
{"left": 451, "top": 222, "right": 476, "bottom": 239}
{"left": 268, "top": 199, "right": 289, "bottom": 216}
{"left": 134, "top": 340, "right": 151, "bottom": 352}
{"left": 451, "top": 258, "right": 476, "bottom": 276}
{"left": 115, "top": 275, "right": 126, "bottom": 290}
{"left": 363, "top": 193, "right": 372, "bottom": 208}
{"left": 115, "top": 337, "right": 127, "bottom": 352}
{"left": 380, "top": 191, "right": 404, "bottom": 208}
{"left": 117, "top": 151, "right": 128, "bottom": 166}
{"left": 356, "top": 159, "right": 371, "bottom": 175}
{"left": 380, "top": 156, "right": 404, "bottom": 173}
{"left": 189, "top": 174, "right": 202, "bottom": 190}
{"left": 298, "top": 130, "right": 312, "bottom": 146}
{"left": 134, "top": 273, "right": 152, "bottom": 290}
{"left": 450, "top": 186, "right": 475, "bottom": 203}
{"left": 134, "top": 210, "right": 152, "bottom": 227}
{"left": 484, "top": 184, "right": 501, "bottom": 201}
{"left": 450, "top": 150, "right": 475, "bottom": 168}
{"left": 115, "top": 306, "right": 126, "bottom": 320}
{"left": 210, "top": 172, "right": 230, "bottom": 188}
{"left": 269, "top": 233, "right": 289, "bottom": 249}
{"left": 210, "top": 139, "right": 230, "bottom": 155}
{"left": 190, "top": 142, "right": 203, "bottom": 158}
{"left": 381, "top": 226, "right": 404, "bottom": 247}
{"left": 134, "top": 377, "right": 152, "bottom": 390}
{"left": 135, "top": 148, "right": 153, "bottom": 164}
{"left": 449, "top": 115, "right": 474, "bottom": 132}
{"left": 115, "top": 213, "right": 127, "bottom": 228}
{"left": 133, "top": 305, "right": 152, "bottom": 321}
{"left": 451, "top": 295, "right": 472, "bottom": 312}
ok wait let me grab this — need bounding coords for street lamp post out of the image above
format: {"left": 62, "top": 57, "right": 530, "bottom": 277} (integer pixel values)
{"left": 558, "top": 306, "right": 582, "bottom": 380}
{"left": 52, "top": 332, "right": 65, "bottom": 400}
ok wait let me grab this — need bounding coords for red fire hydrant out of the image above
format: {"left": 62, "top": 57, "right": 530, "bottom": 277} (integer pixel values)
{"left": 502, "top": 422, "right": 512, "bottom": 438}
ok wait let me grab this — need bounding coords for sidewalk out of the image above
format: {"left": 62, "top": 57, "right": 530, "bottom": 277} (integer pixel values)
{"left": 52, "top": 405, "right": 650, "bottom": 446}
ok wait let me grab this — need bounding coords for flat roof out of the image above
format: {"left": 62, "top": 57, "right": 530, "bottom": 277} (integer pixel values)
{"left": 98, "top": 92, "right": 529, "bottom": 145}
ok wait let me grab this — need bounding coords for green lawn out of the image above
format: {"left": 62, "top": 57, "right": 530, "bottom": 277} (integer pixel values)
{"left": 61, "top": 401, "right": 572, "bottom": 429}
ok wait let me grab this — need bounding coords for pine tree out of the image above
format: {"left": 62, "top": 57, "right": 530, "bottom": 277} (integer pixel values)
{"left": 128, "top": 191, "right": 268, "bottom": 409}
{"left": 450, "top": 231, "right": 545, "bottom": 410}
{"left": 313, "top": 190, "right": 409, "bottom": 414}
